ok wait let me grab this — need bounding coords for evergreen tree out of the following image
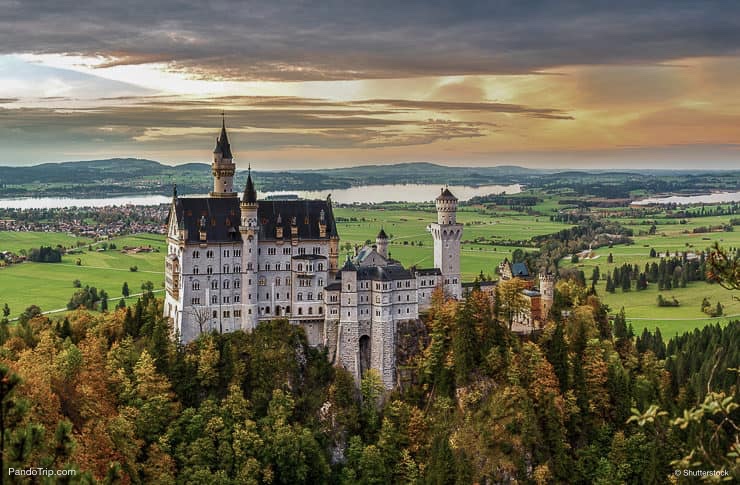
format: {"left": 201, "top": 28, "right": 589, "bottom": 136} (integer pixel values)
{"left": 452, "top": 297, "right": 477, "bottom": 387}
{"left": 591, "top": 266, "right": 600, "bottom": 284}
{"left": 547, "top": 322, "right": 569, "bottom": 392}
{"left": 100, "top": 290, "right": 109, "bottom": 312}
{"left": 60, "top": 317, "right": 72, "bottom": 340}
{"left": 122, "top": 282, "right": 130, "bottom": 297}
{"left": 620, "top": 271, "right": 631, "bottom": 292}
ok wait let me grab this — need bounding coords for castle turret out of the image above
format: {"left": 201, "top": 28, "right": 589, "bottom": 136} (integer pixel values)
{"left": 429, "top": 187, "right": 462, "bottom": 299}
{"left": 337, "top": 256, "right": 360, "bottom": 382}
{"left": 210, "top": 116, "right": 237, "bottom": 198}
{"left": 376, "top": 227, "right": 389, "bottom": 259}
{"left": 539, "top": 272, "right": 555, "bottom": 319}
{"left": 327, "top": 195, "right": 340, "bottom": 275}
{"left": 240, "top": 167, "right": 259, "bottom": 330}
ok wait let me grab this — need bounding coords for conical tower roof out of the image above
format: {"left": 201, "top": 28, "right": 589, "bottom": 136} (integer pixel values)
{"left": 213, "top": 115, "right": 233, "bottom": 159}
{"left": 242, "top": 166, "right": 257, "bottom": 204}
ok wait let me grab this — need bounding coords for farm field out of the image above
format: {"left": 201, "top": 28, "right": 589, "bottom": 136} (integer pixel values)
{"left": 563, "top": 217, "right": 739, "bottom": 338}
{"left": 0, "top": 233, "right": 166, "bottom": 317}
{"left": 0, "top": 231, "right": 92, "bottom": 253}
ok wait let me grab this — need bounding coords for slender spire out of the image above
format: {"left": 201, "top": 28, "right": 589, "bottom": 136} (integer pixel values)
{"left": 172, "top": 183, "right": 177, "bottom": 200}
{"left": 213, "top": 112, "right": 233, "bottom": 159}
{"left": 242, "top": 165, "right": 257, "bottom": 204}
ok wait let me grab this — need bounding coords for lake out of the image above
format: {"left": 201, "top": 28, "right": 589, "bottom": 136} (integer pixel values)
{"left": 0, "top": 183, "right": 521, "bottom": 209}
{"left": 632, "top": 191, "right": 740, "bottom": 206}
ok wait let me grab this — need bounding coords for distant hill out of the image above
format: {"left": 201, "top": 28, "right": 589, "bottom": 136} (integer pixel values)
{"left": 0, "top": 158, "right": 738, "bottom": 199}
{"left": 0, "top": 159, "right": 542, "bottom": 195}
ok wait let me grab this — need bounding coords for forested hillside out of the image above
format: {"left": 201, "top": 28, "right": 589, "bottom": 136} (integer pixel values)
{"left": 0, "top": 277, "right": 737, "bottom": 484}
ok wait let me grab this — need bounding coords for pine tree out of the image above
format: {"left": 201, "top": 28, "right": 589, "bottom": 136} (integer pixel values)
{"left": 100, "top": 290, "right": 109, "bottom": 312}
{"left": 452, "top": 297, "right": 478, "bottom": 387}
{"left": 60, "top": 317, "right": 72, "bottom": 340}
{"left": 621, "top": 271, "right": 631, "bottom": 291}
{"left": 547, "top": 322, "right": 569, "bottom": 392}
{"left": 715, "top": 301, "right": 723, "bottom": 317}
{"left": 122, "top": 281, "right": 130, "bottom": 297}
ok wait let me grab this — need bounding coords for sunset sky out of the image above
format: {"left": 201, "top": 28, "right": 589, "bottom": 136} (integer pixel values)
{"left": 1, "top": 1, "right": 739, "bottom": 169}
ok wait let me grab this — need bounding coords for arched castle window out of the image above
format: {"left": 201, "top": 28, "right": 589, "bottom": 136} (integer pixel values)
{"left": 308, "top": 307, "right": 313, "bottom": 315}
{"left": 211, "top": 280, "right": 218, "bottom": 289}
{"left": 297, "top": 293, "right": 303, "bottom": 301}
{"left": 192, "top": 281, "right": 200, "bottom": 290}
{"left": 193, "top": 266, "right": 199, "bottom": 275}
{"left": 207, "top": 266, "right": 213, "bottom": 275}
{"left": 258, "top": 277, "right": 266, "bottom": 286}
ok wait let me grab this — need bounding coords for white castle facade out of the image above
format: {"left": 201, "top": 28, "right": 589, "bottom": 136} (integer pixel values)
{"left": 164, "top": 121, "right": 464, "bottom": 388}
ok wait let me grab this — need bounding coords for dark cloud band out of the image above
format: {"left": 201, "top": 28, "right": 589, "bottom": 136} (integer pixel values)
{"left": 1, "top": 1, "right": 739, "bottom": 81}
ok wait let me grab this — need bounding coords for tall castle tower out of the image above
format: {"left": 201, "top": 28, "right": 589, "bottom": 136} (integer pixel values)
{"left": 539, "top": 272, "right": 555, "bottom": 319}
{"left": 429, "top": 187, "right": 462, "bottom": 299}
{"left": 240, "top": 168, "right": 260, "bottom": 330}
{"left": 211, "top": 116, "right": 237, "bottom": 198}
{"left": 376, "top": 227, "right": 389, "bottom": 259}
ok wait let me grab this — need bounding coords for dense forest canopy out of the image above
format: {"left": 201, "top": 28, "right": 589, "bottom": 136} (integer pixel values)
{"left": 0, "top": 250, "right": 737, "bottom": 484}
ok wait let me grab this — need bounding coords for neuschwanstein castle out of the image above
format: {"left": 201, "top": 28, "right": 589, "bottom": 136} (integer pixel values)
{"left": 165, "top": 120, "right": 551, "bottom": 389}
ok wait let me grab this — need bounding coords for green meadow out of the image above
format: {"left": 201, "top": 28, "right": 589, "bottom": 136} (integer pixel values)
{"left": 0, "top": 233, "right": 166, "bottom": 317}
{"left": 562, "top": 214, "right": 740, "bottom": 338}
{"left": 0, "top": 231, "right": 93, "bottom": 253}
